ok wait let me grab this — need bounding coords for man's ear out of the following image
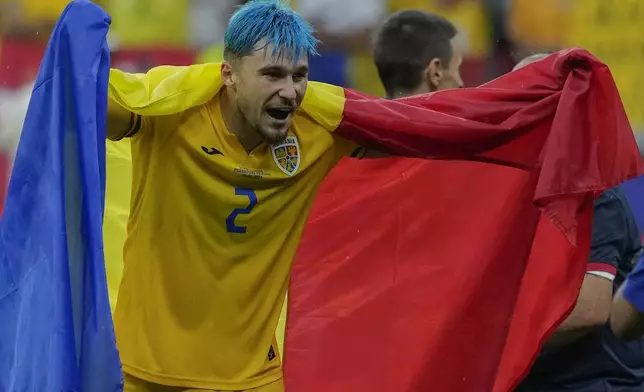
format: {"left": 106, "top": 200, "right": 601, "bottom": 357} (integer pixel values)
{"left": 423, "top": 57, "right": 443, "bottom": 92}
{"left": 221, "top": 61, "right": 235, "bottom": 87}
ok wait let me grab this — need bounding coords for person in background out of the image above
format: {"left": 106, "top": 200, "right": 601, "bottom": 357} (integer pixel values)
{"left": 387, "top": 0, "right": 490, "bottom": 87}
{"left": 373, "top": 9, "right": 463, "bottom": 99}
{"left": 515, "top": 54, "right": 644, "bottom": 392}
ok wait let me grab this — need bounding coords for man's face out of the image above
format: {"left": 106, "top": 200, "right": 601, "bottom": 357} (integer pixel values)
{"left": 223, "top": 45, "right": 309, "bottom": 144}
{"left": 436, "top": 42, "right": 463, "bottom": 91}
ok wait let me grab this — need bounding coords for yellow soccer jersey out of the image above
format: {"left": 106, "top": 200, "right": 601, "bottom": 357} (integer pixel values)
{"left": 113, "top": 92, "right": 358, "bottom": 390}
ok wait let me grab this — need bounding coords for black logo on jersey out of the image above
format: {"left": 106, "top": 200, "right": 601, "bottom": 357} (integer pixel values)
{"left": 201, "top": 146, "right": 223, "bottom": 156}
{"left": 267, "top": 345, "right": 276, "bottom": 362}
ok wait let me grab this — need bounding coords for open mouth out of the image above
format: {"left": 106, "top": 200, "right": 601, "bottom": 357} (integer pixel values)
{"left": 265, "top": 108, "right": 292, "bottom": 121}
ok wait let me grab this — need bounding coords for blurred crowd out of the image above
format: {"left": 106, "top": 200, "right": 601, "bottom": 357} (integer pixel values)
{"left": 0, "top": 1, "right": 641, "bottom": 100}
{"left": 0, "top": 0, "right": 643, "bottom": 180}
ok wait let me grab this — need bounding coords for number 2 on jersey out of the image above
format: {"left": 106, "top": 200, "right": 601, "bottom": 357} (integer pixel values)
{"left": 226, "top": 188, "right": 258, "bottom": 234}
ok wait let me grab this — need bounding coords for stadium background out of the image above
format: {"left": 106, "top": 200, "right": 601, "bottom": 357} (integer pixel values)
{"left": 0, "top": 0, "right": 643, "bottom": 355}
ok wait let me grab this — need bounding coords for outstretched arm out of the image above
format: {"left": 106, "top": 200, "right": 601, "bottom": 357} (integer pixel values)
{"left": 544, "top": 273, "right": 613, "bottom": 348}
{"left": 545, "top": 190, "right": 634, "bottom": 348}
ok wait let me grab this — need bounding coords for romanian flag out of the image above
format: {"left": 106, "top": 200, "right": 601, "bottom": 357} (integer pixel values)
{"left": 2, "top": 1, "right": 640, "bottom": 389}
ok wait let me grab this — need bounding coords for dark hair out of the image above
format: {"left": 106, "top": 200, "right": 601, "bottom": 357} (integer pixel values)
{"left": 374, "top": 10, "right": 457, "bottom": 98}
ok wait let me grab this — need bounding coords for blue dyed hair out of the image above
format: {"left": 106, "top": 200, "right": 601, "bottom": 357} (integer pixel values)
{"left": 224, "top": 0, "right": 319, "bottom": 63}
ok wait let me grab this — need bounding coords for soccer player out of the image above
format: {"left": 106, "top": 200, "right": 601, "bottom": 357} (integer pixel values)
{"left": 373, "top": 10, "right": 463, "bottom": 99}
{"left": 105, "top": 1, "right": 399, "bottom": 391}
{"left": 514, "top": 55, "right": 644, "bottom": 392}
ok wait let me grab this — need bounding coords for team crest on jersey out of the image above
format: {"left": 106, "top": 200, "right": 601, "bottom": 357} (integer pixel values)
{"left": 271, "top": 136, "right": 301, "bottom": 176}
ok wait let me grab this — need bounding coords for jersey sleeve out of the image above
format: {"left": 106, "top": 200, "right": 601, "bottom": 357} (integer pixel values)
{"left": 586, "top": 190, "right": 633, "bottom": 281}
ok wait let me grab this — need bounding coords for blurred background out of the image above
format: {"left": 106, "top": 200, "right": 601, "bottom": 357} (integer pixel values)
{"left": 0, "top": 0, "right": 643, "bottom": 212}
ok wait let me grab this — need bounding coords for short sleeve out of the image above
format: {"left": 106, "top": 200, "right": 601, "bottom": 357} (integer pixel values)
{"left": 586, "top": 191, "right": 630, "bottom": 280}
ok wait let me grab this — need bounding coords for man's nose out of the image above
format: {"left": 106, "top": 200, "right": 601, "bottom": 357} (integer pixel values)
{"left": 278, "top": 78, "right": 297, "bottom": 101}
